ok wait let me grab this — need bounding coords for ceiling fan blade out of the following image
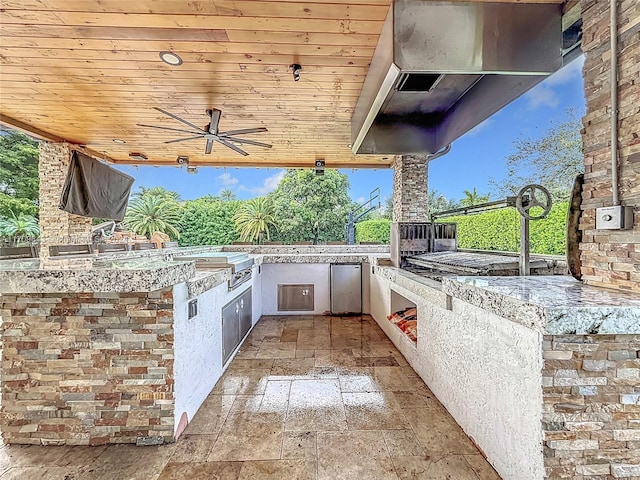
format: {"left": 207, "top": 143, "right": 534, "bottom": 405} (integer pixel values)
{"left": 217, "top": 138, "right": 249, "bottom": 157}
{"left": 222, "top": 137, "right": 272, "bottom": 149}
{"left": 137, "top": 123, "right": 203, "bottom": 135}
{"left": 208, "top": 109, "right": 221, "bottom": 134}
{"left": 154, "top": 107, "right": 207, "bottom": 133}
{"left": 205, "top": 138, "right": 214, "bottom": 154}
{"left": 164, "top": 135, "right": 204, "bottom": 144}
{"left": 220, "top": 127, "right": 268, "bottom": 136}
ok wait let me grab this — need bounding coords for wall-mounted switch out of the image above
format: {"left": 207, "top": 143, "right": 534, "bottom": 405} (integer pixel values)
{"left": 595, "top": 205, "right": 634, "bottom": 230}
{"left": 188, "top": 299, "right": 198, "bottom": 318}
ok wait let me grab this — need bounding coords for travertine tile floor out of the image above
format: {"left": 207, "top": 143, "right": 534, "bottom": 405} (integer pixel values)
{"left": 0, "top": 315, "right": 501, "bottom": 480}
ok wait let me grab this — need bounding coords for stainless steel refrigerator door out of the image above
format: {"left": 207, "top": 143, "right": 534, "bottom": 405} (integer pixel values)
{"left": 330, "top": 264, "right": 362, "bottom": 314}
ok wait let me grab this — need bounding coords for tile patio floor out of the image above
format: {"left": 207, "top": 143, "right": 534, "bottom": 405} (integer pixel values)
{"left": 0, "top": 315, "right": 501, "bottom": 479}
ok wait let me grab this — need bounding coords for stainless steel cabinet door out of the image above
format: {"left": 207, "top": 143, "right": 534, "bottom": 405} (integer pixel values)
{"left": 239, "top": 288, "right": 253, "bottom": 340}
{"left": 222, "top": 300, "right": 240, "bottom": 365}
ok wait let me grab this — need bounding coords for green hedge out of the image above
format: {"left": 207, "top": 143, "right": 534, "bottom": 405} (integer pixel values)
{"left": 354, "top": 202, "right": 568, "bottom": 254}
{"left": 355, "top": 219, "right": 391, "bottom": 244}
{"left": 179, "top": 199, "right": 240, "bottom": 246}
{"left": 444, "top": 201, "right": 568, "bottom": 255}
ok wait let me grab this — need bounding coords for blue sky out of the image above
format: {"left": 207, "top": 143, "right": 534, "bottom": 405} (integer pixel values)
{"left": 118, "top": 56, "right": 585, "bottom": 206}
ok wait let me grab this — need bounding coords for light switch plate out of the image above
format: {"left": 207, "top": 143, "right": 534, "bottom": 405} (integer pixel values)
{"left": 595, "top": 205, "right": 634, "bottom": 230}
{"left": 188, "top": 299, "right": 198, "bottom": 318}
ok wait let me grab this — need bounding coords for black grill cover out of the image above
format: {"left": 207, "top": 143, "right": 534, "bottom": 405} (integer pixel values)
{"left": 59, "top": 151, "right": 135, "bottom": 221}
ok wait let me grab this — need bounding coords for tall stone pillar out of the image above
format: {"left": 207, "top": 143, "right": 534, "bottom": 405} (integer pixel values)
{"left": 392, "top": 155, "right": 429, "bottom": 222}
{"left": 38, "top": 142, "right": 92, "bottom": 257}
{"left": 579, "top": 0, "right": 640, "bottom": 292}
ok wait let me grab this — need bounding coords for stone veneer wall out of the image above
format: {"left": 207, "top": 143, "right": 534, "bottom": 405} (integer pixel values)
{"left": 392, "top": 155, "right": 429, "bottom": 222}
{"left": 579, "top": 0, "right": 640, "bottom": 292}
{"left": 542, "top": 335, "right": 640, "bottom": 478}
{"left": 38, "top": 142, "right": 92, "bottom": 258}
{"left": 0, "top": 288, "right": 175, "bottom": 445}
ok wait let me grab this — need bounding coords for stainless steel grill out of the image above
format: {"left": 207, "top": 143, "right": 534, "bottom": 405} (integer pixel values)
{"left": 390, "top": 222, "right": 457, "bottom": 267}
{"left": 176, "top": 252, "right": 256, "bottom": 291}
{"left": 228, "top": 268, "right": 252, "bottom": 291}
{"left": 406, "top": 251, "right": 548, "bottom": 277}
{"left": 175, "top": 252, "right": 255, "bottom": 273}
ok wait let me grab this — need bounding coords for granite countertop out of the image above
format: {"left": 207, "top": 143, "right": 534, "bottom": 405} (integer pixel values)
{"left": 186, "top": 269, "right": 230, "bottom": 298}
{"left": 0, "top": 248, "right": 391, "bottom": 294}
{"left": 256, "top": 253, "right": 389, "bottom": 265}
{"left": 0, "top": 257, "right": 197, "bottom": 293}
{"left": 442, "top": 276, "right": 640, "bottom": 335}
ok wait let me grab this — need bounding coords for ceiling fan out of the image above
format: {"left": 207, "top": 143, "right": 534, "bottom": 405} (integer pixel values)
{"left": 137, "top": 107, "right": 272, "bottom": 156}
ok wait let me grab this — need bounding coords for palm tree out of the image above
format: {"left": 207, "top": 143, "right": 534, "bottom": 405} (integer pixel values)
{"left": 124, "top": 195, "right": 182, "bottom": 239}
{"left": 460, "top": 188, "right": 490, "bottom": 207}
{"left": 220, "top": 189, "right": 237, "bottom": 202}
{"left": 132, "top": 186, "right": 181, "bottom": 202}
{"left": 233, "top": 197, "right": 276, "bottom": 244}
{"left": 0, "top": 212, "right": 39, "bottom": 239}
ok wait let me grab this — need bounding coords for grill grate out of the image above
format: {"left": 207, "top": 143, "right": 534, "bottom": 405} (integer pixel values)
{"left": 391, "top": 222, "right": 457, "bottom": 267}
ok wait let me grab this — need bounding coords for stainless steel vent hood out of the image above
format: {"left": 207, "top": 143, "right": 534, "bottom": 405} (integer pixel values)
{"left": 351, "top": 0, "right": 563, "bottom": 155}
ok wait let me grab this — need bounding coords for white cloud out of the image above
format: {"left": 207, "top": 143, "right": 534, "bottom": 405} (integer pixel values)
{"left": 524, "top": 55, "right": 585, "bottom": 110}
{"left": 216, "top": 172, "right": 239, "bottom": 187}
{"left": 525, "top": 84, "right": 562, "bottom": 109}
{"left": 356, "top": 196, "right": 366, "bottom": 204}
{"left": 239, "top": 170, "right": 286, "bottom": 196}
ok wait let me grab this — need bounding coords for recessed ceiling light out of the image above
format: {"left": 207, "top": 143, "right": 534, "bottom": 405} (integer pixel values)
{"left": 159, "top": 51, "right": 183, "bottom": 66}
{"left": 112, "top": 139, "right": 126, "bottom": 144}
{"left": 129, "top": 152, "right": 148, "bottom": 161}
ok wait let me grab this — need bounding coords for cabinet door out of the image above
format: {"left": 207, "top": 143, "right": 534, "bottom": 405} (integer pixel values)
{"left": 222, "top": 301, "right": 240, "bottom": 365}
{"left": 239, "top": 288, "right": 253, "bottom": 340}
{"left": 330, "top": 264, "right": 362, "bottom": 314}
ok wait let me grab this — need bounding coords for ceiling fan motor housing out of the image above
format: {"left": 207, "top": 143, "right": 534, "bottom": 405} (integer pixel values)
{"left": 137, "top": 107, "right": 272, "bottom": 156}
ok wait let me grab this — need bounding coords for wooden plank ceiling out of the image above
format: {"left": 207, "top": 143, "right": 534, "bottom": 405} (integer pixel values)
{"left": 0, "top": 0, "right": 565, "bottom": 169}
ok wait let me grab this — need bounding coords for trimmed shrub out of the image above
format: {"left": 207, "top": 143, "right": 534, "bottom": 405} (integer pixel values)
{"left": 355, "top": 219, "right": 391, "bottom": 244}
{"left": 444, "top": 201, "right": 568, "bottom": 255}
{"left": 352, "top": 202, "right": 567, "bottom": 254}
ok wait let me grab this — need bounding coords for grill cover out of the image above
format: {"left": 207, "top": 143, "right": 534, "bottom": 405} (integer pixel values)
{"left": 59, "top": 151, "right": 134, "bottom": 221}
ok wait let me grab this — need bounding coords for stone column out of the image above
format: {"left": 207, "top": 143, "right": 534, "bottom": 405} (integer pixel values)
{"left": 579, "top": 0, "right": 640, "bottom": 292}
{"left": 38, "top": 142, "right": 92, "bottom": 257}
{"left": 392, "top": 155, "right": 429, "bottom": 222}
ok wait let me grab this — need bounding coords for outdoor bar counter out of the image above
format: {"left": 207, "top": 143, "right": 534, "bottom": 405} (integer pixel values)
{"left": 369, "top": 265, "right": 640, "bottom": 479}
{"left": 1, "top": 248, "right": 639, "bottom": 478}
{"left": 0, "top": 246, "right": 385, "bottom": 447}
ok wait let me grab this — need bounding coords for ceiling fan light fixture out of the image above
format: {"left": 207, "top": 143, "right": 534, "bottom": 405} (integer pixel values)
{"left": 159, "top": 51, "right": 183, "bottom": 66}
{"left": 129, "top": 152, "right": 148, "bottom": 161}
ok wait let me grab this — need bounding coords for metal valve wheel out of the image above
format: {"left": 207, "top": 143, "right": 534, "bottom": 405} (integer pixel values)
{"left": 516, "top": 184, "right": 552, "bottom": 220}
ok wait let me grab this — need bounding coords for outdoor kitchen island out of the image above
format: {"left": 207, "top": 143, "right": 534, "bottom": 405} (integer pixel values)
{"left": 1, "top": 250, "right": 640, "bottom": 479}
{"left": 370, "top": 265, "right": 640, "bottom": 479}
{"left": 0, "top": 255, "right": 227, "bottom": 447}
{"left": 0, "top": 247, "right": 384, "bottom": 446}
